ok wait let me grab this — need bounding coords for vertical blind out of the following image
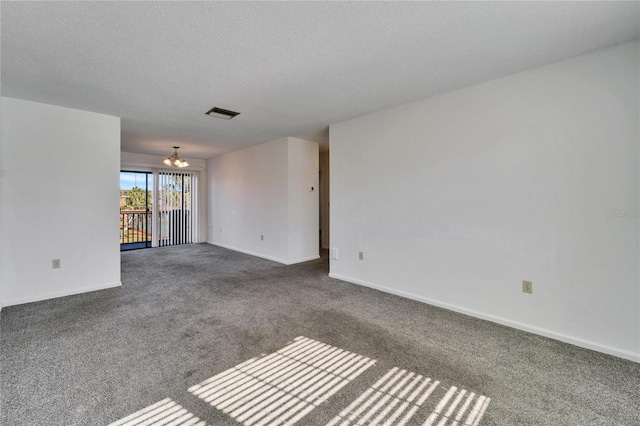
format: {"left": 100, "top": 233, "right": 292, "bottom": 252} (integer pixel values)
{"left": 154, "top": 169, "right": 198, "bottom": 247}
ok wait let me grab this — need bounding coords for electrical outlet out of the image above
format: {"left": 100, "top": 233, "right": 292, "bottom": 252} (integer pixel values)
{"left": 358, "top": 251, "right": 364, "bottom": 260}
{"left": 522, "top": 280, "right": 533, "bottom": 294}
{"left": 331, "top": 248, "right": 339, "bottom": 260}
{"left": 261, "top": 234, "right": 264, "bottom": 241}
{"left": 52, "top": 259, "right": 61, "bottom": 269}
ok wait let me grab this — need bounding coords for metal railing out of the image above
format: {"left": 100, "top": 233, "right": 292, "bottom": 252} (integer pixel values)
{"left": 120, "top": 210, "right": 152, "bottom": 244}
{"left": 120, "top": 209, "right": 193, "bottom": 247}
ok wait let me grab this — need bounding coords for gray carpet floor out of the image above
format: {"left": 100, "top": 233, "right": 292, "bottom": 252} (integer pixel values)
{"left": 1, "top": 243, "right": 639, "bottom": 426}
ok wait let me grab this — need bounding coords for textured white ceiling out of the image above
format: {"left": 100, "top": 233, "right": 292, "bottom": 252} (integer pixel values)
{"left": 2, "top": 2, "right": 639, "bottom": 158}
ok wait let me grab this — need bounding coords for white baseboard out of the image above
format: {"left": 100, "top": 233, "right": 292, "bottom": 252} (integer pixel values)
{"left": 2, "top": 282, "right": 122, "bottom": 308}
{"left": 288, "top": 255, "right": 321, "bottom": 264}
{"left": 328, "top": 272, "right": 640, "bottom": 363}
{"left": 208, "top": 242, "right": 319, "bottom": 265}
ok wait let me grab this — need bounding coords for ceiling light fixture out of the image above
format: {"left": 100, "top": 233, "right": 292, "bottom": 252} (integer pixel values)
{"left": 163, "top": 146, "right": 189, "bottom": 168}
{"left": 205, "top": 106, "right": 240, "bottom": 120}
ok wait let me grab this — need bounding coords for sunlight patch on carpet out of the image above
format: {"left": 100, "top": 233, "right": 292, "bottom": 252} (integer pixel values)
{"left": 107, "top": 398, "right": 207, "bottom": 426}
{"left": 422, "top": 384, "right": 490, "bottom": 426}
{"left": 326, "top": 367, "right": 490, "bottom": 426}
{"left": 188, "top": 336, "right": 376, "bottom": 426}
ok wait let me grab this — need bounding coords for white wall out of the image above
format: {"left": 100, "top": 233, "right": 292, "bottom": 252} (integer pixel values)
{"left": 1, "top": 97, "right": 121, "bottom": 306}
{"left": 207, "top": 137, "right": 319, "bottom": 264}
{"left": 121, "top": 151, "right": 207, "bottom": 243}
{"left": 320, "top": 151, "right": 330, "bottom": 249}
{"left": 208, "top": 138, "right": 290, "bottom": 261}
{"left": 329, "top": 40, "right": 640, "bottom": 362}
{"left": 0, "top": 44, "right": 3, "bottom": 311}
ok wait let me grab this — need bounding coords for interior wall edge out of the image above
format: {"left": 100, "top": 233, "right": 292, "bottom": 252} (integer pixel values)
{"left": 120, "top": 160, "right": 205, "bottom": 172}
{"left": 328, "top": 272, "right": 640, "bottom": 364}
{"left": 286, "top": 255, "right": 321, "bottom": 265}
{"left": 121, "top": 151, "right": 206, "bottom": 171}
{"left": 207, "top": 242, "right": 319, "bottom": 266}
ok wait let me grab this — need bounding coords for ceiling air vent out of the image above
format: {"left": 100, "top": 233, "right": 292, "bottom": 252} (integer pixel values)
{"left": 205, "top": 106, "right": 240, "bottom": 120}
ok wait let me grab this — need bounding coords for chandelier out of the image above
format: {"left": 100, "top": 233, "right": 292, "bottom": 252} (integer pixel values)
{"left": 163, "top": 146, "right": 189, "bottom": 168}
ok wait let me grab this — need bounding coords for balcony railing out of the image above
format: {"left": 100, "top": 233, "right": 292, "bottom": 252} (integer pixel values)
{"left": 120, "top": 210, "right": 151, "bottom": 245}
{"left": 120, "top": 209, "right": 192, "bottom": 247}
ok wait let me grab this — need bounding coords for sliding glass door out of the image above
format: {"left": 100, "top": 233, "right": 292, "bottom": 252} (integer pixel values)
{"left": 120, "top": 171, "right": 153, "bottom": 250}
{"left": 120, "top": 169, "right": 198, "bottom": 250}
{"left": 156, "top": 170, "right": 197, "bottom": 246}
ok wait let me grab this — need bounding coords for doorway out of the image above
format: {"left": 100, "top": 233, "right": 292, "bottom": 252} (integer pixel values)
{"left": 319, "top": 169, "right": 322, "bottom": 248}
{"left": 120, "top": 171, "right": 153, "bottom": 251}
